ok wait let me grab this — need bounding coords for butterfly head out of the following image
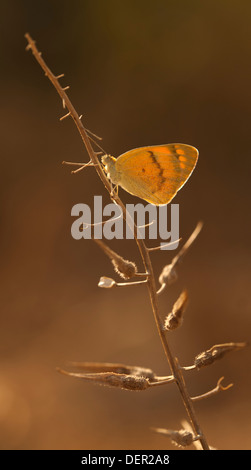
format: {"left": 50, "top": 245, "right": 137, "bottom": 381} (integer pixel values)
{"left": 101, "top": 154, "right": 120, "bottom": 184}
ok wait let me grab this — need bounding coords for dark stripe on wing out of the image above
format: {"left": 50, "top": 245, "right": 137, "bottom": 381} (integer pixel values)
{"left": 148, "top": 150, "right": 166, "bottom": 191}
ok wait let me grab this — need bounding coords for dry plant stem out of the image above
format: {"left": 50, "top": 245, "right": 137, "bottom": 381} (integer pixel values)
{"left": 25, "top": 33, "right": 209, "bottom": 450}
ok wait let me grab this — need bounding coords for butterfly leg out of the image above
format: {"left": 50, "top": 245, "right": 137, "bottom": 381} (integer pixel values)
{"left": 110, "top": 184, "right": 119, "bottom": 201}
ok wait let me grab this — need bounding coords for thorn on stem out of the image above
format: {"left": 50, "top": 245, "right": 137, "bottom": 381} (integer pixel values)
{"left": 59, "top": 112, "right": 71, "bottom": 121}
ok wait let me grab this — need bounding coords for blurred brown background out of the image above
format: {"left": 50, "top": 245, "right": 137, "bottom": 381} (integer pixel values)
{"left": 0, "top": 0, "right": 250, "bottom": 450}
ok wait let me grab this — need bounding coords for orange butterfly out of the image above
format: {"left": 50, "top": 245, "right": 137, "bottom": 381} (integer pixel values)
{"left": 102, "top": 143, "right": 198, "bottom": 205}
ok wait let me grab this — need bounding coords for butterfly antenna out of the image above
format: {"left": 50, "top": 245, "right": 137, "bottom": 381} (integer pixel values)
{"left": 85, "top": 127, "right": 103, "bottom": 141}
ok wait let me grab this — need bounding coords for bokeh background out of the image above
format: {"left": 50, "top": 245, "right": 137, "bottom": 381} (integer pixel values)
{"left": 1, "top": 0, "right": 250, "bottom": 450}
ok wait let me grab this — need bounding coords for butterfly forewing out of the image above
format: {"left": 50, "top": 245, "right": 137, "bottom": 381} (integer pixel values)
{"left": 115, "top": 144, "right": 198, "bottom": 205}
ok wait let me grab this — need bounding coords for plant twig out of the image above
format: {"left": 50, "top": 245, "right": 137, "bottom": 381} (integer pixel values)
{"left": 158, "top": 221, "right": 203, "bottom": 294}
{"left": 25, "top": 33, "right": 210, "bottom": 450}
{"left": 191, "top": 377, "right": 233, "bottom": 402}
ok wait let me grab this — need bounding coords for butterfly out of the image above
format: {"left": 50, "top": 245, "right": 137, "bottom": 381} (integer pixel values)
{"left": 102, "top": 143, "right": 198, "bottom": 205}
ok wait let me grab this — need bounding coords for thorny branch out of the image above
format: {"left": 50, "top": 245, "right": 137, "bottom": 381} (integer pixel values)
{"left": 24, "top": 33, "right": 246, "bottom": 450}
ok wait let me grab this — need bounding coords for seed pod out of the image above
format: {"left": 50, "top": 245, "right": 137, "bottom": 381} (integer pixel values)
{"left": 194, "top": 342, "right": 247, "bottom": 369}
{"left": 164, "top": 290, "right": 188, "bottom": 330}
{"left": 94, "top": 239, "right": 138, "bottom": 279}
{"left": 153, "top": 427, "right": 195, "bottom": 447}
